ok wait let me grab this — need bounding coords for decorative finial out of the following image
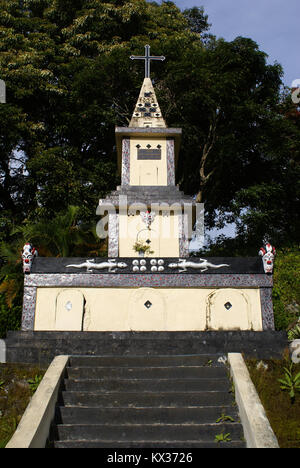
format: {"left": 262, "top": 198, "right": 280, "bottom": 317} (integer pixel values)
{"left": 259, "top": 242, "right": 276, "bottom": 274}
{"left": 22, "top": 243, "right": 38, "bottom": 274}
{"left": 130, "top": 45, "right": 165, "bottom": 78}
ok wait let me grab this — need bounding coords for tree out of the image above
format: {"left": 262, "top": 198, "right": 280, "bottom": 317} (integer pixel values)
{"left": 229, "top": 94, "right": 300, "bottom": 247}
{"left": 0, "top": 0, "right": 297, "bottom": 250}
{"left": 0, "top": 0, "right": 207, "bottom": 223}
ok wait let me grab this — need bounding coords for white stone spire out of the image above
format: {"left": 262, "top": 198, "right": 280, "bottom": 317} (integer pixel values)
{"left": 129, "top": 78, "right": 166, "bottom": 128}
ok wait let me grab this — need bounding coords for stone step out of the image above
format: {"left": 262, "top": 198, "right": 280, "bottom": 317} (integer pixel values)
{"left": 61, "top": 390, "right": 234, "bottom": 408}
{"left": 56, "top": 422, "right": 244, "bottom": 442}
{"left": 68, "top": 354, "right": 224, "bottom": 367}
{"left": 57, "top": 405, "right": 239, "bottom": 425}
{"left": 66, "top": 365, "right": 228, "bottom": 380}
{"left": 63, "top": 377, "right": 230, "bottom": 392}
{"left": 49, "top": 353, "right": 246, "bottom": 448}
{"left": 6, "top": 331, "right": 288, "bottom": 364}
{"left": 54, "top": 440, "right": 246, "bottom": 448}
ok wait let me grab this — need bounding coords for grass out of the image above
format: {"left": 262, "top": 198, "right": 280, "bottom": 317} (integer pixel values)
{"left": 246, "top": 357, "right": 300, "bottom": 448}
{"left": 0, "top": 363, "right": 45, "bottom": 448}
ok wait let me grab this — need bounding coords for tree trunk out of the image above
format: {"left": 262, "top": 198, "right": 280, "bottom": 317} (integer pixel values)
{"left": 195, "top": 112, "right": 218, "bottom": 203}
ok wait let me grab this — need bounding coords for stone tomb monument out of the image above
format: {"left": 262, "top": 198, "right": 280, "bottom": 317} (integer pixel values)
{"left": 21, "top": 46, "right": 276, "bottom": 335}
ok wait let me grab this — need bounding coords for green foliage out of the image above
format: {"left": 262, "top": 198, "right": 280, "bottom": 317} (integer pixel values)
{"left": 0, "top": 0, "right": 298, "bottom": 261}
{"left": 16, "top": 205, "right": 101, "bottom": 257}
{"left": 214, "top": 432, "right": 231, "bottom": 443}
{"left": 0, "top": 0, "right": 204, "bottom": 223}
{"left": 27, "top": 374, "right": 43, "bottom": 394}
{"left": 278, "top": 363, "right": 300, "bottom": 402}
{"left": 272, "top": 247, "right": 300, "bottom": 331}
{"left": 0, "top": 417, "right": 17, "bottom": 448}
{"left": 216, "top": 413, "right": 235, "bottom": 423}
{"left": 132, "top": 240, "right": 154, "bottom": 255}
{"left": 288, "top": 324, "right": 300, "bottom": 342}
{"left": 0, "top": 293, "right": 22, "bottom": 339}
{"left": 0, "top": 363, "right": 45, "bottom": 447}
{"left": 247, "top": 359, "right": 300, "bottom": 448}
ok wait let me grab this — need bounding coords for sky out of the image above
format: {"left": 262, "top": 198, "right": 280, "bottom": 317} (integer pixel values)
{"left": 169, "top": 0, "right": 299, "bottom": 87}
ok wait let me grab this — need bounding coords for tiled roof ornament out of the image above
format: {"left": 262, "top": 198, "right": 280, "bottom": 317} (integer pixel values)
{"left": 22, "top": 243, "right": 38, "bottom": 274}
{"left": 259, "top": 242, "right": 276, "bottom": 274}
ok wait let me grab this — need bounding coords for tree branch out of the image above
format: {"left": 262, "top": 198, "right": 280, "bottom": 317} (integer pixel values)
{"left": 196, "top": 110, "right": 219, "bottom": 202}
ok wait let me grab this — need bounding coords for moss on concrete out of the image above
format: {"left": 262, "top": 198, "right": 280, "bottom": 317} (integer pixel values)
{"left": 0, "top": 363, "right": 45, "bottom": 447}
{"left": 246, "top": 358, "right": 300, "bottom": 448}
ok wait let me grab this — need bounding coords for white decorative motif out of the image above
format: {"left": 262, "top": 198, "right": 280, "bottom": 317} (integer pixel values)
{"left": 66, "top": 259, "right": 127, "bottom": 273}
{"left": 140, "top": 210, "right": 156, "bottom": 228}
{"left": 22, "top": 243, "right": 38, "bottom": 274}
{"left": 259, "top": 243, "right": 276, "bottom": 274}
{"left": 131, "top": 258, "right": 165, "bottom": 272}
{"left": 168, "top": 258, "right": 230, "bottom": 273}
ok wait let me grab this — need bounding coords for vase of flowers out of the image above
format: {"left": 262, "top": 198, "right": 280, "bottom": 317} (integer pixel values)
{"left": 133, "top": 241, "right": 154, "bottom": 257}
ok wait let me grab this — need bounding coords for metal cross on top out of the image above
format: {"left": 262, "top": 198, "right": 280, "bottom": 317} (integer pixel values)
{"left": 130, "top": 45, "right": 165, "bottom": 79}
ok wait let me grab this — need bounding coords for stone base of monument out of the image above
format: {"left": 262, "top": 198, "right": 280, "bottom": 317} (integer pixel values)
{"left": 22, "top": 256, "right": 275, "bottom": 332}
{"left": 6, "top": 330, "right": 288, "bottom": 365}
{"left": 12, "top": 254, "right": 285, "bottom": 364}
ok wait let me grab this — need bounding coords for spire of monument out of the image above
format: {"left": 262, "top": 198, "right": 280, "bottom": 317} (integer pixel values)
{"left": 129, "top": 45, "right": 166, "bottom": 128}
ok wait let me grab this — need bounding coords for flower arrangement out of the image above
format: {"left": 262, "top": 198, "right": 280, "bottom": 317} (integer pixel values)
{"left": 133, "top": 241, "right": 154, "bottom": 256}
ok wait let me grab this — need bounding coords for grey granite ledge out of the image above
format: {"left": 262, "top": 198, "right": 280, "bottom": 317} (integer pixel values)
{"left": 25, "top": 273, "right": 272, "bottom": 288}
{"left": 115, "top": 127, "right": 182, "bottom": 136}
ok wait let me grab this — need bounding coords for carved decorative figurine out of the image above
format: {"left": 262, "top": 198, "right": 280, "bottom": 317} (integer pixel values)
{"left": 259, "top": 243, "right": 276, "bottom": 274}
{"left": 66, "top": 259, "right": 127, "bottom": 273}
{"left": 168, "top": 258, "right": 230, "bottom": 273}
{"left": 140, "top": 210, "right": 156, "bottom": 229}
{"left": 22, "top": 243, "right": 38, "bottom": 274}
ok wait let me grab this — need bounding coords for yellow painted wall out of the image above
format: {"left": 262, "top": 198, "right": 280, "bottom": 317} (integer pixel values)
{"left": 129, "top": 137, "right": 167, "bottom": 186}
{"left": 119, "top": 212, "right": 180, "bottom": 257}
{"left": 34, "top": 287, "right": 263, "bottom": 332}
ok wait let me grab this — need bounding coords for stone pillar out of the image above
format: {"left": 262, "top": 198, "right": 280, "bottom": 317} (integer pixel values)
{"left": 108, "top": 212, "right": 119, "bottom": 257}
{"left": 22, "top": 286, "right": 37, "bottom": 330}
{"left": 260, "top": 288, "right": 275, "bottom": 330}
{"left": 178, "top": 212, "right": 189, "bottom": 257}
{"left": 121, "top": 138, "right": 130, "bottom": 186}
{"left": 166, "top": 139, "right": 175, "bottom": 185}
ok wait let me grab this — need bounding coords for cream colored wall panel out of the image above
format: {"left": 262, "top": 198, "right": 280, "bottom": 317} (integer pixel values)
{"left": 128, "top": 288, "right": 167, "bottom": 331}
{"left": 206, "top": 288, "right": 262, "bottom": 331}
{"left": 129, "top": 137, "right": 167, "bottom": 186}
{"left": 34, "top": 287, "right": 263, "bottom": 332}
{"left": 119, "top": 213, "right": 180, "bottom": 257}
{"left": 34, "top": 288, "right": 56, "bottom": 331}
{"left": 55, "top": 289, "right": 84, "bottom": 331}
{"left": 85, "top": 289, "right": 129, "bottom": 331}
{"left": 163, "top": 289, "right": 207, "bottom": 331}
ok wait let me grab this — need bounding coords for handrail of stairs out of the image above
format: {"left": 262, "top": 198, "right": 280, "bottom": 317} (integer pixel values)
{"left": 6, "top": 355, "right": 70, "bottom": 449}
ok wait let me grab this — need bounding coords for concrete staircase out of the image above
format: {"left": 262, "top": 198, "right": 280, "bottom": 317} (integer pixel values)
{"left": 6, "top": 331, "right": 288, "bottom": 365}
{"left": 51, "top": 355, "right": 246, "bottom": 448}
